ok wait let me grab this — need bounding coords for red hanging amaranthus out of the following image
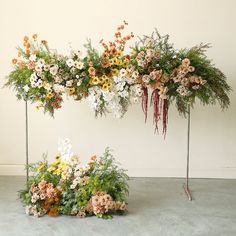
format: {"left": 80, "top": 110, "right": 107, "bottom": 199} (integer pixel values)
{"left": 150, "top": 89, "right": 169, "bottom": 137}
{"left": 141, "top": 86, "right": 148, "bottom": 122}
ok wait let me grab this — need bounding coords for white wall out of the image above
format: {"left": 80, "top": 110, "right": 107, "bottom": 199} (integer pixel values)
{"left": 0, "top": 0, "right": 235, "bottom": 178}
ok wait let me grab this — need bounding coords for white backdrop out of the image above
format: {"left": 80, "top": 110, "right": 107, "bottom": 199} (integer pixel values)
{"left": 0, "top": 0, "right": 235, "bottom": 178}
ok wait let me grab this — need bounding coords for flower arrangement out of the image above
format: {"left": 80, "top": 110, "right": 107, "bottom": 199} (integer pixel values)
{"left": 19, "top": 139, "right": 129, "bottom": 219}
{"left": 5, "top": 22, "right": 231, "bottom": 135}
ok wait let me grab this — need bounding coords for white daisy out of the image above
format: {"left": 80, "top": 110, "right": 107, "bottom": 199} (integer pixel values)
{"left": 66, "top": 58, "right": 75, "bottom": 67}
{"left": 30, "top": 73, "right": 37, "bottom": 83}
{"left": 29, "top": 54, "right": 37, "bottom": 62}
{"left": 119, "top": 68, "right": 127, "bottom": 77}
{"left": 36, "top": 79, "right": 43, "bottom": 88}
{"left": 23, "top": 85, "right": 30, "bottom": 92}
{"left": 74, "top": 61, "right": 84, "bottom": 70}
{"left": 77, "top": 80, "right": 82, "bottom": 86}
{"left": 44, "top": 82, "right": 52, "bottom": 91}
{"left": 54, "top": 75, "right": 63, "bottom": 83}
{"left": 50, "top": 65, "right": 59, "bottom": 76}
{"left": 66, "top": 80, "right": 73, "bottom": 87}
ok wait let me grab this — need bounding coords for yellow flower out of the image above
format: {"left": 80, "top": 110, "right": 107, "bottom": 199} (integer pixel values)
{"left": 131, "top": 49, "right": 137, "bottom": 57}
{"left": 104, "top": 77, "right": 110, "bottom": 84}
{"left": 47, "top": 166, "right": 55, "bottom": 172}
{"left": 111, "top": 69, "right": 119, "bottom": 76}
{"left": 52, "top": 158, "right": 61, "bottom": 167}
{"left": 102, "top": 83, "right": 109, "bottom": 91}
{"left": 123, "top": 58, "right": 130, "bottom": 67}
{"left": 116, "top": 50, "right": 124, "bottom": 57}
{"left": 36, "top": 104, "right": 44, "bottom": 110}
{"left": 38, "top": 162, "right": 46, "bottom": 172}
{"left": 107, "top": 82, "right": 112, "bottom": 89}
{"left": 90, "top": 76, "right": 100, "bottom": 85}
{"left": 116, "top": 60, "right": 123, "bottom": 66}
{"left": 67, "top": 87, "right": 75, "bottom": 96}
{"left": 46, "top": 91, "right": 54, "bottom": 99}
{"left": 109, "top": 58, "right": 115, "bottom": 65}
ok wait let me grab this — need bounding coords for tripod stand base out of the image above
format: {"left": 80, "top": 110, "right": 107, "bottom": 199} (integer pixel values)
{"left": 183, "top": 183, "right": 193, "bottom": 201}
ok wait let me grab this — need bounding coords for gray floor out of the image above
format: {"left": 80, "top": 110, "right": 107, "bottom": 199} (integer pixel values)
{"left": 0, "top": 177, "right": 236, "bottom": 236}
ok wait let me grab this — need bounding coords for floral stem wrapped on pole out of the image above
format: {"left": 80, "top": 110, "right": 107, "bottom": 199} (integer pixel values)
{"left": 19, "top": 140, "right": 129, "bottom": 219}
{"left": 5, "top": 22, "right": 231, "bottom": 135}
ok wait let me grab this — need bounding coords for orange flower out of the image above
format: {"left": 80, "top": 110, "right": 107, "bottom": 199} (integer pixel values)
{"left": 90, "top": 155, "right": 97, "bottom": 161}
{"left": 23, "top": 36, "right": 29, "bottom": 42}
{"left": 32, "top": 34, "right": 38, "bottom": 40}
{"left": 18, "top": 51, "right": 22, "bottom": 57}
{"left": 48, "top": 207, "right": 59, "bottom": 217}
{"left": 26, "top": 49, "right": 30, "bottom": 55}
{"left": 12, "top": 58, "right": 17, "bottom": 64}
{"left": 88, "top": 67, "right": 96, "bottom": 76}
{"left": 26, "top": 42, "right": 31, "bottom": 49}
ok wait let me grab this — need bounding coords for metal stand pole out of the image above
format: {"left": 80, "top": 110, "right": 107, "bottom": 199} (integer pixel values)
{"left": 25, "top": 101, "right": 29, "bottom": 182}
{"left": 183, "top": 104, "right": 193, "bottom": 201}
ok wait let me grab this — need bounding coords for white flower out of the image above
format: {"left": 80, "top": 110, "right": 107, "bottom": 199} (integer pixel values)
{"left": 31, "top": 82, "right": 37, "bottom": 88}
{"left": 119, "top": 90, "right": 129, "bottom": 98}
{"left": 30, "top": 73, "right": 37, "bottom": 83}
{"left": 77, "top": 80, "right": 82, "bottom": 86}
{"left": 35, "top": 64, "right": 43, "bottom": 72}
{"left": 119, "top": 68, "right": 127, "bottom": 77}
{"left": 40, "top": 194, "right": 46, "bottom": 200}
{"left": 131, "top": 71, "right": 139, "bottom": 80}
{"left": 70, "top": 184, "right": 76, "bottom": 189}
{"left": 29, "top": 54, "right": 37, "bottom": 62}
{"left": 37, "top": 59, "right": 45, "bottom": 65}
{"left": 102, "top": 91, "right": 115, "bottom": 102}
{"left": 23, "top": 85, "right": 30, "bottom": 92}
{"left": 50, "top": 65, "right": 59, "bottom": 76}
{"left": 58, "top": 138, "right": 74, "bottom": 161}
{"left": 43, "top": 64, "right": 50, "bottom": 71}
{"left": 66, "top": 80, "right": 73, "bottom": 87}
{"left": 113, "top": 76, "right": 122, "bottom": 83}
{"left": 36, "top": 79, "right": 43, "bottom": 88}
{"left": 44, "top": 82, "right": 52, "bottom": 91}
{"left": 31, "top": 193, "right": 39, "bottom": 203}
{"left": 115, "top": 81, "right": 126, "bottom": 91}
{"left": 142, "top": 75, "right": 150, "bottom": 83}
{"left": 74, "top": 61, "right": 84, "bottom": 70}
{"left": 25, "top": 205, "right": 32, "bottom": 215}
{"left": 66, "top": 59, "right": 75, "bottom": 67}
{"left": 55, "top": 75, "right": 63, "bottom": 83}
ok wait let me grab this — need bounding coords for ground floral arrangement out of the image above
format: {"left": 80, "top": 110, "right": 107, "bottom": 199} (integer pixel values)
{"left": 19, "top": 139, "right": 129, "bottom": 219}
{"left": 6, "top": 21, "right": 231, "bottom": 135}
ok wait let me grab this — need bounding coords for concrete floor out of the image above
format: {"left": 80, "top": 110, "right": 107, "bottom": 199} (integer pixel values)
{"left": 0, "top": 177, "right": 236, "bottom": 236}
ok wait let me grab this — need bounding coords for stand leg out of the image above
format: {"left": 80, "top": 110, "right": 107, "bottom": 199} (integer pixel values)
{"left": 183, "top": 104, "right": 193, "bottom": 201}
{"left": 25, "top": 101, "right": 29, "bottom": 182}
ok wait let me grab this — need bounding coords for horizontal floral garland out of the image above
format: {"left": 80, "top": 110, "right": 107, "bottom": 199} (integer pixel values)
{"left": 20, "top": 139, "right": 128, "bottom": 218}
{"left": 6, "top": 22, "right": 231, "bottom": 135}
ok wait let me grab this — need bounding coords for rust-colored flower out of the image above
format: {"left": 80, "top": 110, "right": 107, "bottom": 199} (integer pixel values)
{"left": 23, "top": 36, "right": 29, "bottom": 42}
{"left": 12, "top": 58, "right": 17, "bottom": 65}
{"left": 32, "top": 34, "right": 38, "bottom": 40}
{"left": 41, "top": 40, "right": 47, "bottom": 45}
{"left": 48, "top": 207, "right": 59, "bottom": 217}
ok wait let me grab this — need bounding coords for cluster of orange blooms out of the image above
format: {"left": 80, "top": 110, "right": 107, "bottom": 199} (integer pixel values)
{"left": 11, "top": 34, "right": 48, "bottom": 65}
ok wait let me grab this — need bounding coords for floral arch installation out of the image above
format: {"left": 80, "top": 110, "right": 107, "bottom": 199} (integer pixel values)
{"left": 6, "top": 21, "right": 231, "bottom": 137}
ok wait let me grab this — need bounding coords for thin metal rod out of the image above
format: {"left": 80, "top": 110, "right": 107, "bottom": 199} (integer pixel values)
{"left": 183, "top": 104, "right": 193, "bottom": 201}
{"left": 25, "top": 101, "right": 29, "bottom": 182}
